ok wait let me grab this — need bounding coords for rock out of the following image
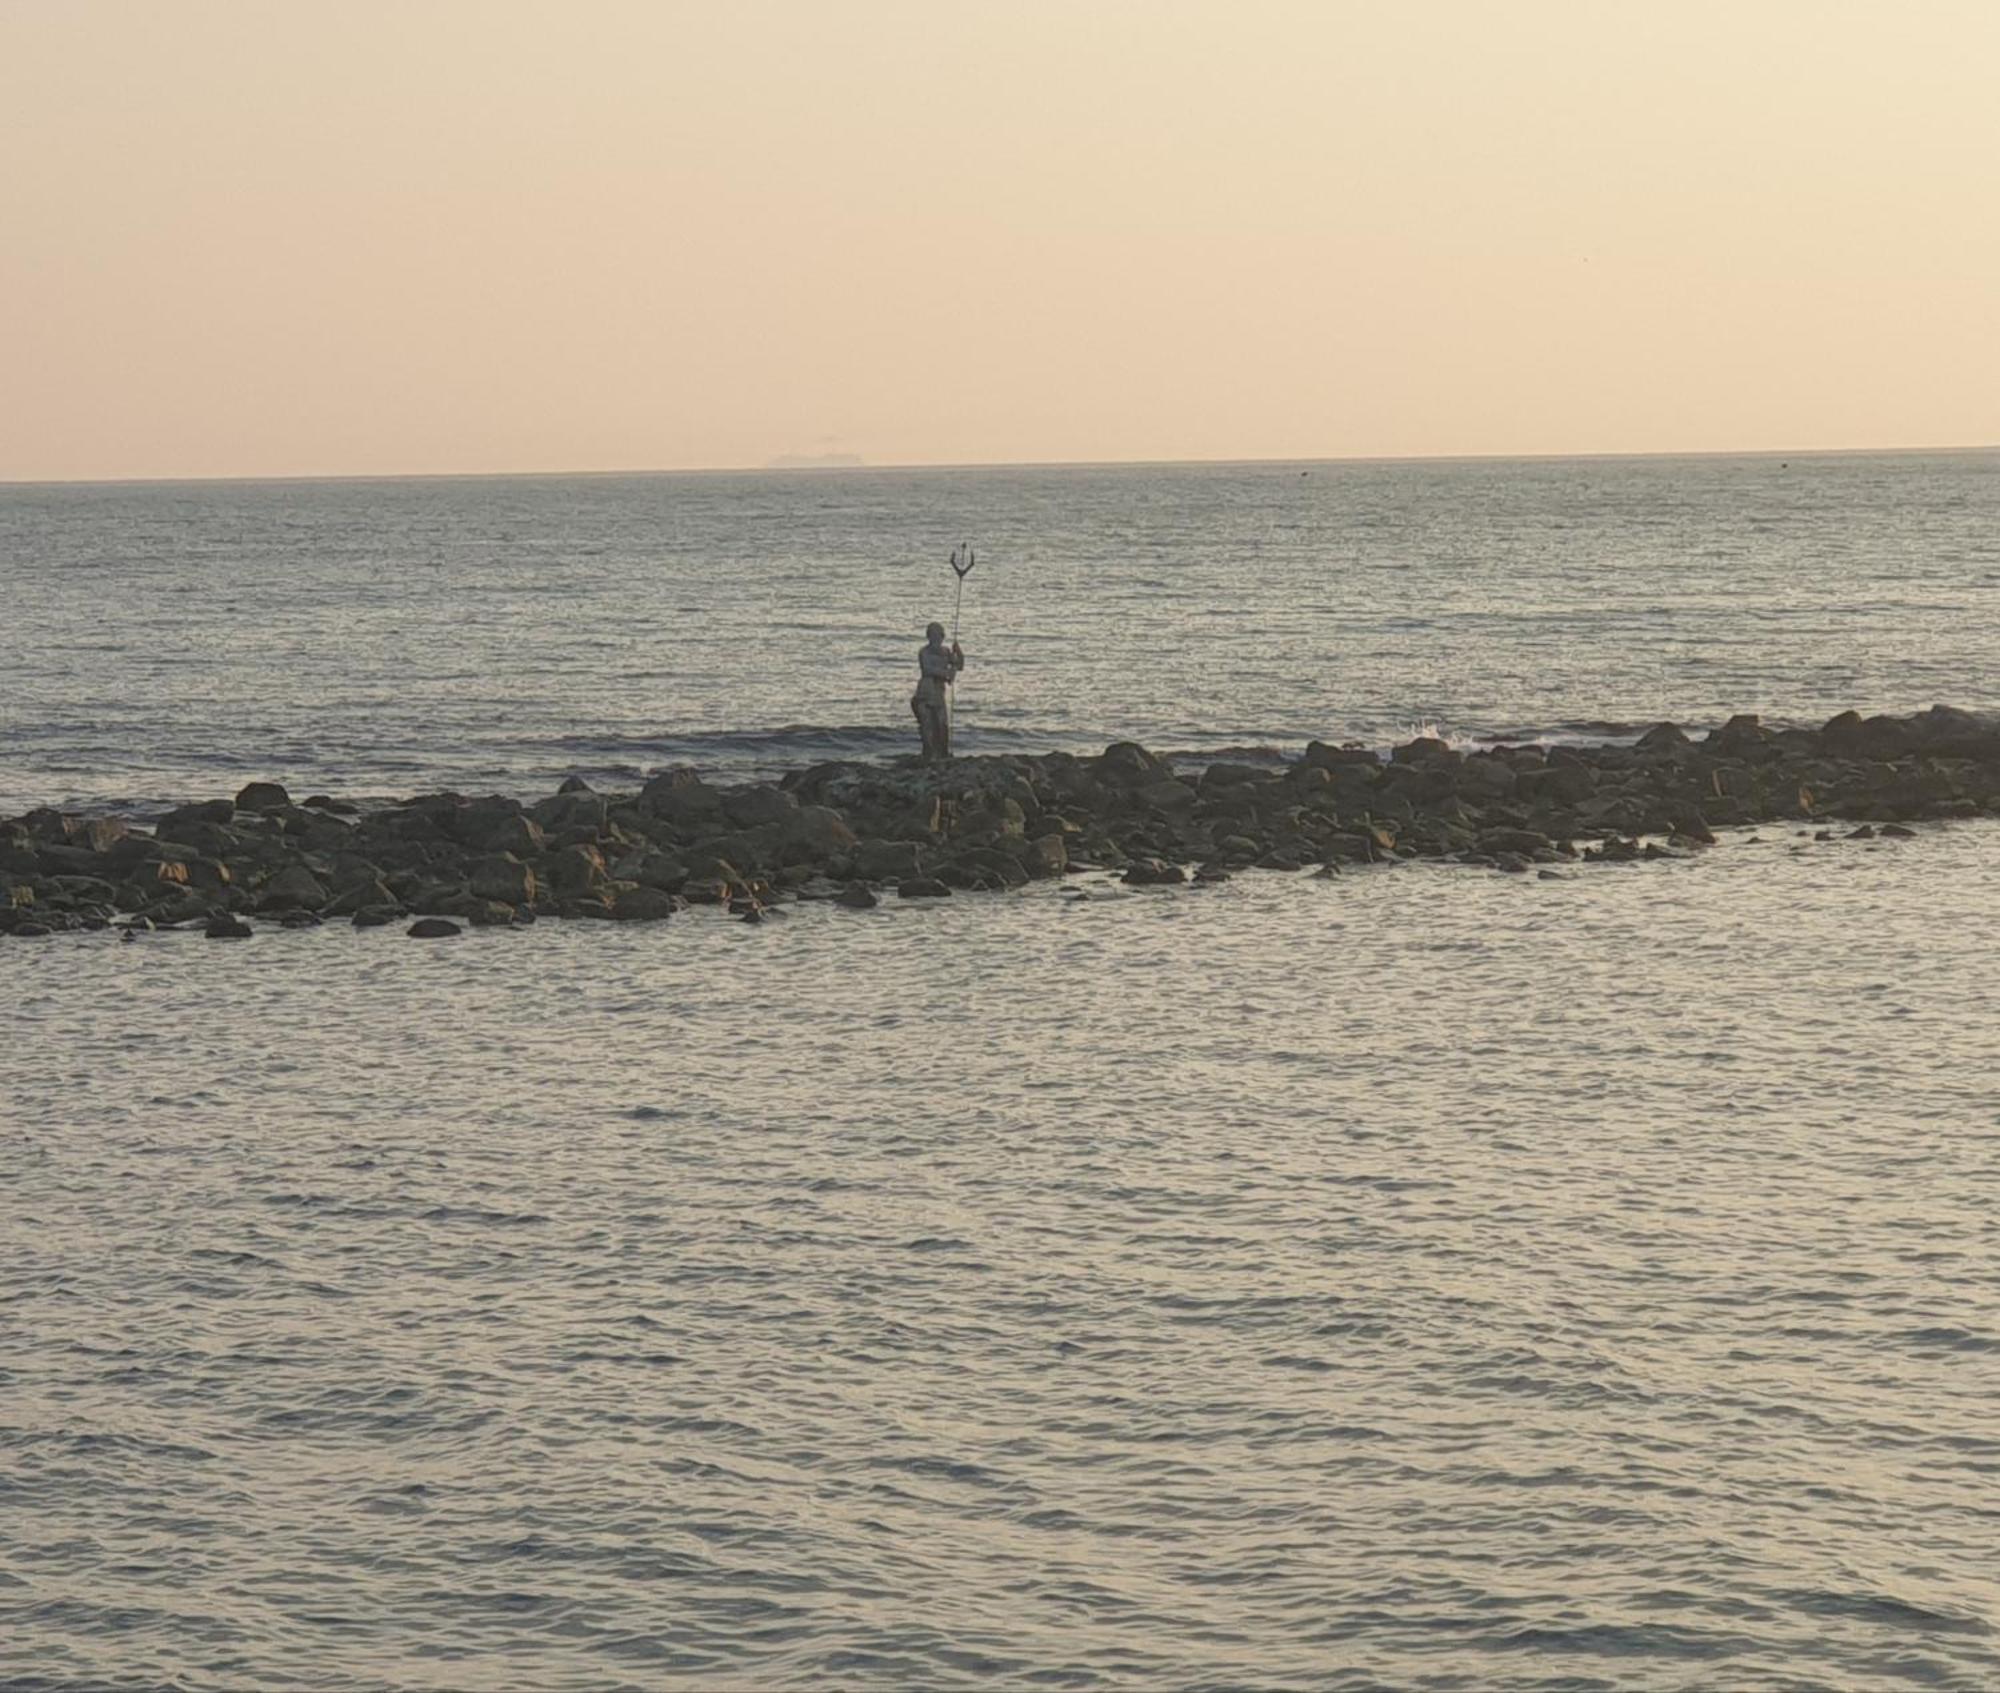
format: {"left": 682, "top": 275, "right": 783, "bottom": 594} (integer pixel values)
{"left": 853, "top": 839, "right": 923, "bottom": 880}
{"left": 612, "top": 848, "right": 688, "bottom": 892}
{"left": 1121, "top": 858, "right": 1186, "bottom": 886}
{"left": 204, "top": 914, "right": 253, "bottom": 939}
{"left": 1477, "top": 827, "right": 1553, "bottom": 857}
{"left": 406, "top": 917, "right": 462, "bottom": 938}
{"left": 1025, "top": 833, "right": 1068, "bottom": 877}
{"left": 452, "top": 803, "right": 544, "bottom": 856}
{"left": 1456, "top": 757, "right": 1517, "bottom": 799}
{"left": 833, "top": 882, "right": 879, "bottom": 909}
{"left": 558, "top": 775, "right": 595, "bottom": 793}
{"left": 897, "top": 877, "right": 951, "bottom": 898}
{"left": 639, "top": 767, "right": 725, "bottom": 831}
{"left": 468, "top": 853, "right": 537, "bottom": 905}
{"left": 258, "top": 864, "right": 330, "bottom": 910}
{"left": 1392, "top": 736, "right": 1458, "bottom": 765}
{"left": 1097, "top": 742, "right": 1169, "bottom": 784}
{"left": 722, "top": 785, "right": 799, "bottom": 830}
{"left": 542, "top": 843, "right": 607, "bottom": 895}
{"left": 327, "top": 877, "right": 397, "bottom": 916}
{"left": 610, "top": 884, "right": 678, "bottom": 921}
{"left": 1302, "top": 741, "right": 1379, "bottom": 770}
{"left": 529, "top": 789, "right": 608, "bottom": 834}
{"left": 777, "top": 803, "right": 857, "bottom": 861}
{"left": 1636, "top": 722, "right": 1690, "bottom": 749}
{"left": 1706, "top": 714, "right": 1770, "bottom": 754}
{"left": 234, "top": 781, "right": 291, "bottom": 813}
{"left": 1881, "top": 823, "right": 1917, "bottom": 839}
{"left": 351, "top": 905, "right": 402, "bottom": 928}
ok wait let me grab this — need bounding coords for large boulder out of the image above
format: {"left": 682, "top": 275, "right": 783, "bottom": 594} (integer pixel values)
{"left": 1096, "top": 742, "right": 1169, "bottom": 785}
{"left": 258, "top": 864, "right": 330, "bottom": 910}
{"left": 639, "top": 768, "right": 725, "bottom": 831}
{"left": 1302, "top": 741, "right": 1380, "bottom": 770}
{"left": 853, "top": 839, "right": 923, "bottom": 880}
{"left": 773, "top": 804, "right": 857, "bottom": 863}
{"left": 234, "top": 781, "right": 291, "bottom": 813}
{"left": 722, "top": 786, "right": 799, "bottom": 830}
{"left": 542, "top": 843, "right": 607, "bottom": 895}
{"left": 451, "top": 800, "right": 543, "bottom": 856}
{"left": 468, "top": 854, "right": 536, "bottom": 905}
{"left": 610, "top": 884, "right": 678, "bottom": 921}
{"left": 529, "top": 789, "right": 607, "bottom": 834}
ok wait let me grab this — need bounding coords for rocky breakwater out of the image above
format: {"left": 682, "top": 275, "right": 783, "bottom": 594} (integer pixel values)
{"left": 3, "top": 706, "right": 1998, "bottom": 939}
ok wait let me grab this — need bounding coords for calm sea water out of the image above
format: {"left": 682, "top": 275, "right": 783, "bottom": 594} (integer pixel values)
{"left": 2, "top": 453, "right": 1997, "bottom": 814}
{"left": 5, "top": 456, "right": 2000, "bottom": 1691}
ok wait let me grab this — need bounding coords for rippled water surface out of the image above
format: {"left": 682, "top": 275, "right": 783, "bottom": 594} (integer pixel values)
{"left": 6, "top": 829, "right": 1999, "bottom": 1690}
{"left": 4, "top": 452, "right": 1999, "bottom": 813}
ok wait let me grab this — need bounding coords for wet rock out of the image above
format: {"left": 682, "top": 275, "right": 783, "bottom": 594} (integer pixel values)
{"left": 558, "top": 775, "right": 595, "bottom": 794}
{"left": 612, "top": 848, "right": 689, "bottom": 892}
{"left": 1025, "top": 833, "right": 1068, "bottom": 878}
{"left": 853, "top": 839, "right": 923, "bottom": 880}
{"left": 204, "top": 913, "right": 254, "bottom": 939}
{"left": 234, "top": 781, "right": 291, "bottom": 813}
{"left": 898, "top": 877, "right": 952, "bottom": 898}
{"left": 451, "top": 803, "right": 544, "bottom": 856}
{"left": 259, "top": 864, "right": 330, "bottom": 910}
{"left": 610, "top": 885, "right": 678, "bottom": 921}
{"left": 543, "top": 843, "right": 608, "bottom": 896}
{"left": 407, "top": 917, "right": 462, "bottom": 938}
{"left": 468, "top": 854, "right": 537, "bottom": 905}
{"left": 351, "top": 905, "right": 402, "bottom": 928}
{"left": 1097, "top": 742, "right": 1169, "bottom": 784}
{"left": 1881, "top": 823, "right": 1917, "bottom": 838}
{"left": 1636, "top": 722, "right": 1690, "bottom": 749}
{"left": 1121, "top": 858, "right": 1186, "bottom": 886}
{"left": 722, "top": 785, "right": 799, "bottom": 830}
{"left": 639, "top": 767, "right": 725, "bottom": 831}
{"left": 530, "top": 789, "right": 608, "bottom": 834}
{"left": 1302, "top": 740, "right": 1379, "bottom": 770}
{"left": 834, "top": 882, "right": 879, "bottom": 909}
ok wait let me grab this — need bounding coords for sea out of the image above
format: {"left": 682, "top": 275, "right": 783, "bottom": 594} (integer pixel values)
{"left": 3, "top": 453, "right": 1999, "bottom": 1691}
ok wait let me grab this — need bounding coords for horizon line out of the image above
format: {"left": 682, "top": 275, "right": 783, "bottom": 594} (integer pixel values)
{"left": 4, "top": 440, "right": 1997, "bottom": 490}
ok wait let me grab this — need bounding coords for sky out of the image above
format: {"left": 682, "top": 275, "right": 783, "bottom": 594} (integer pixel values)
{"left": 3, "top": 0, "right": 1997, "bottom": 481}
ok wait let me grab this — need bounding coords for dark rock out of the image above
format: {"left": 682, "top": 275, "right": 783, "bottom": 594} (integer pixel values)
{"left": 351, "top": 905, "right": 402, "bottom": 928}
{"left": 1097, "top": 742, "right": 1169, "bottom": 784}
{"left": 407, "top": 917, "right": 462, "bottom": 938}
{"left": 1880, "top": 823, "right": 1917, "bottom": 839}
{"left": 853, "top": 839, "right": 923, "bottom": 880}
{"left": 1636, "top": 722, "right": 1690, "bottom": 749}
{"left": 204, "top": 914, "right": 254, "bottom": 939}
{"left": 530, "top": 789, "right": 608, "bottom": 834}
{"left": 234, "top": 781, "right": 291, "bottom": 813}
{"left": 1302, "top": 740, "right": 1380, "bottom": 769}
{"left": 258, "top": 864, "right": 330, "bottom": 910}
{"left": 452, "top": 803, "right": 544, "bottom": 856}
{"left": 610, "top": 885, "right": 678, "bottom": 921}
{"left": 639, "top": 767, "right": 725, "bottom": 830}
{"left": 898, "top": 877, "right": 951, "bottom": 898}
{"left": 722, "top": 786, "right": 799, "bottom": 830}
{"left": 543, "top": 843, "right": 608, "bottom": 895}
{"left": 558, "top": 775, "right": 595, "bottom": 794}
{"left": 468, "top": 854, "right": 537, "bottom": 905}
{"left": 1121, "top": 858, "right": 1186, "bottom": 886}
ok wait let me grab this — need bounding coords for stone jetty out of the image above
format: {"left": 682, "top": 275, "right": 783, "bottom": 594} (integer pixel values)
{"left": 3, "top": 706, "right": 1997, "bottom": 938}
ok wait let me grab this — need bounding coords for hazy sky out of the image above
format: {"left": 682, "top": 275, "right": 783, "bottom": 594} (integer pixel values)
{"left": 4, "top": 1, "right": 1996, "bottom": 480}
